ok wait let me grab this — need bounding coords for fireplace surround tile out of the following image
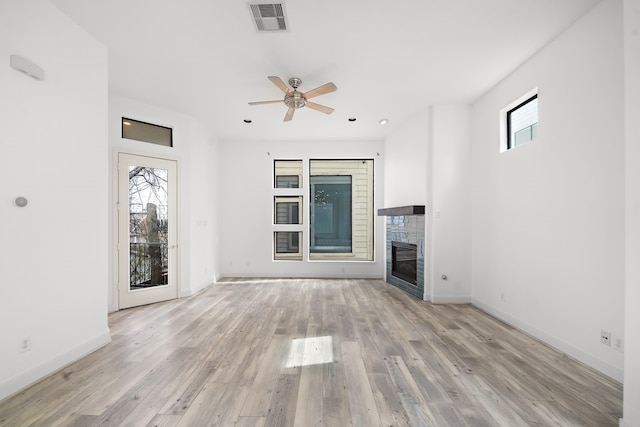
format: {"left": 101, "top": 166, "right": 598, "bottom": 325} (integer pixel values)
{"left": 379, "top": 207, "right": 425, "bottom": 299}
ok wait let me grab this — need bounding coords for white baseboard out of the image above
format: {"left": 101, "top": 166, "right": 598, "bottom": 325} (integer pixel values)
{"left": 471, "top": 298, "right": 623, "bottom": 383}
{"left": 180, "top": 280, "right": 213, "bottom": 298}
{"left": 430, "top": 295, "right": 472, "bottom": 304}
{"left": 218, "top": 273, "right": 384, "bottom": 280}
{"left": 0, "top": 329, "right": 112, "bottom": 401}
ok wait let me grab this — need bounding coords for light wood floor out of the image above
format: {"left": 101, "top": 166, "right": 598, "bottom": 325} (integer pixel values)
{"left": 0, "top": 279, "right": 623, "bottom": 426}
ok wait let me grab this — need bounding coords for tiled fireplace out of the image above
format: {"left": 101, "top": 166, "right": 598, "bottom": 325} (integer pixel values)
{"left": 378, "top": 205, "right": 425, "bottom": 299}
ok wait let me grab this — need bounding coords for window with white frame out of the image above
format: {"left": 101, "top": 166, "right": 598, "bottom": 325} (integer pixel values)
{"left": 271, "top": 158, "right": 374, "bottom": 261}
{"left": 273, "top": 160, "right": 303, "bottom": 260}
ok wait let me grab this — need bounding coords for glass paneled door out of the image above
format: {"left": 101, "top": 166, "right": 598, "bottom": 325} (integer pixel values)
{"left": 118, "top": 153, "right": 177, "bottom": 309}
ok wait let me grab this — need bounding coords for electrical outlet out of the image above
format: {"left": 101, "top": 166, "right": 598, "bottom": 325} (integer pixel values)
{"left": 18, "top": 337, "right": 32, "bottom": 353}
{"left": 600, "top": 330, "right": 611, "bottom": 346}
{"left": 612, "top": 334, "right": 624, "bottom": 352}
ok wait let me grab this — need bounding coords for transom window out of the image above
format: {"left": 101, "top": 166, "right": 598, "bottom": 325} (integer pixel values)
{"left": 122, "top": 117, "right": 173, "bottom": 147}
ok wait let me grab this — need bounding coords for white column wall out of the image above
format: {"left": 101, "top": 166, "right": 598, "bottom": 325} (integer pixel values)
{"left": 383, "top": 111, "right": 430, "bottom": 297}
{"left": 622, "top": 0, "right": 640, "bottom": 424}
{"left": 429, "top": 105, "right": 472, "bottom": 303}
{"left": 0, "top": 0, "right": 110, "bottom": 400}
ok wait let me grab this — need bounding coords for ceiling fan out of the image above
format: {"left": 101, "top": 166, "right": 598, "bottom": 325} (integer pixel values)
{"left": 249, "top": 76, "right": 337, "bottom": 122}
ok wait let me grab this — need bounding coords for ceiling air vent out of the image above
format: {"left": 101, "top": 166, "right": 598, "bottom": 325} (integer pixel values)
{"left": 249, "top": 3, "right": 288, "bottom": 32}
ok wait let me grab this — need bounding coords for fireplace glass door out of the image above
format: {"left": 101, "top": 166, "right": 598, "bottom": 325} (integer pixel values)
{"left": 392, "top": 241, "right": 417, "bottom": 285}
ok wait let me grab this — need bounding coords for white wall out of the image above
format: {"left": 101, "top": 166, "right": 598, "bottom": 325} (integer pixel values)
{"left": 383, "top": 111, "right": 429, "bottom": 208}
{"left": 470, "top": 0, "right": 625, "bottom": 381}
{"left": 187, "top": 118, "right": 222, "bottom": 291}
{"left": 383, "top": 111, "right": 430, "bottom": 296}
{"left": 429, "top": 105, "right": 472, "bottom": 303}
{"left": 623, "top": 0, "right": 640, "bottom": 424}
{"left": 0, "top": 0, "right": 110, "bottom": 399}
{"left": 109, "top": 96, "right": 221, "bottom": 311}
{"left": 383, "top": 106, "right": 472, "bottom": 303}
{"left": 220, "top": 140, "right": 385, "bottom": 278}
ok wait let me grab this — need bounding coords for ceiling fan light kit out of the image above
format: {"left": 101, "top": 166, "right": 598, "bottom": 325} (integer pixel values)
{"left": 249, "top": 75, "right": 337, "bottom": 122}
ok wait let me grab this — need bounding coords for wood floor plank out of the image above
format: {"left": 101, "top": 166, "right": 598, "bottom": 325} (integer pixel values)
{"left": 235, "top": 416, "right": 266, "bottom": 427}
{"left": 157, "top": 360, "right": 217, "bottom": 415}
{"left": 293, "top": 365, "right": 323, "bottom": 427}
{"left": 322, "top": 397, "right": 351, "bottom": 427}
{"left": 0, "top": 279, "right": 623, "bottom": 427}
{"left": 370, "top": 372, "right": 412, "bottom": 426}
{"left": 320, "top": 336, "right": 347, "bottom": 398}
{"left": 264, "top": 374, "right": 300, "bottom": 427}
{"left": 341, "top": 340, "right": 381, "bottom": 426}
{"left": 239, "top": 334, "right": 291, "bottom": 417}
{"left": 145, "top": 414, "right": 183, "bottom": 427}
{"left": 384, "top": 355, "right": 438, "bottom": 427}
{"left": 94, "top": 349, "right": 205, "bottom": 426}
{"left": 174, "top": 382, "right": 226, "bottom": 426}
{"left": 56, "top": 414, "right": 100, "bottom": 427}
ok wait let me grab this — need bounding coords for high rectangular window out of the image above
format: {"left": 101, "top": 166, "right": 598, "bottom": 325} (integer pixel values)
{"left": 507, "top": 94, "right": 538, "bottom": 149}
{"left": 122, "top": 117, "right": 173, "bottom": 147}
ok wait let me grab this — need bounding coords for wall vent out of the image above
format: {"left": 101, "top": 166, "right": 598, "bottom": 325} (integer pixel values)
{"left": 249, "top": 3, "right": 288, "bottom": 32}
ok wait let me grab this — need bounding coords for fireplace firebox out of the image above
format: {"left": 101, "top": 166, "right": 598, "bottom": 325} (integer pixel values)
{"left": 391, "top": 241, "right": 417, "bottom": 285}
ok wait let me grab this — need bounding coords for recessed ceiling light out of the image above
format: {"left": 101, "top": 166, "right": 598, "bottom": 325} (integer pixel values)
{"left": 379, "top": 118, "right": 389, "bottom": 126}
{"left": 244, "top": 119, "right": 252, "bottom": 124}
{"left": 348, "top": 117, "right": 356, "bottom": 122}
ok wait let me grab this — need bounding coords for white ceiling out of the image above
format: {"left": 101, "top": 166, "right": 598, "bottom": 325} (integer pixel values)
{"left": 50, "top": 0, "right": 600, "bottom": 142}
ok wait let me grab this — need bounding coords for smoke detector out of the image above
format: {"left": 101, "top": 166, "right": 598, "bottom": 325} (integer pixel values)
{"left": 249, "top": 3, "right": 289, "bottom": 32}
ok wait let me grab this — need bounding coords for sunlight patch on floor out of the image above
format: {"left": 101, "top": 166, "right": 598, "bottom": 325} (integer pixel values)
{"left": 286, "top": 336, "right": 335, "bottom": 368}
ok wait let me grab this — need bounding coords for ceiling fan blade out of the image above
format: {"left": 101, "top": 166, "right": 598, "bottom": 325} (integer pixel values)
{"left": 268, "top": 76, "right": 291, "bottom": 94}
{"left": 284, "top": 107, "right": 295, "bottom": 122}
{"left": 305, "top": 101, "right": 334, "bottom": 114}
{"left": 303, "top": 82, "right": 337, "bottom": 99}
{"left": 248, "top": 100, "right": 282, "bottom": 105}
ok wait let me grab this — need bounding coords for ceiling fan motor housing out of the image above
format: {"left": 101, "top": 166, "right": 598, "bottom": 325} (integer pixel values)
{"left": 284, "top": 91, "right": 306, "bottom": 109}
